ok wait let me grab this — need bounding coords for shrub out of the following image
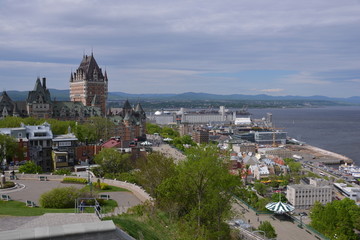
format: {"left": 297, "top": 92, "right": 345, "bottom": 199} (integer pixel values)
{"left": 93, "top": 182, "right": 110, "bottom": 190}
{"left": 62, "top": 177, "right": 88, "bottom": 184}
{"left": 40, "top": 187, "right": 80, "bottom": 208}
{"left": 0, "top": 181, "right": 15, "bottom": 189}
{"left": 18, "top": 161, "right": 42, "bottom": 174}
{"left": 53, "top": 169, "right": 73, "bottom": 176}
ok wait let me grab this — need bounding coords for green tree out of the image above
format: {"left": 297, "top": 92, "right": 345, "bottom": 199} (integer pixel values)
{"left": 86, "top": 117, "right": 115, "bottom": 141}
{"left": 258, "top": 221, "right": 277, "bottom": 238}
{"left": 156, "top": 145, "right": 240, "bottom": 239}
{"left": 18, "top": 161, "right": 42, "bottom": 174}
{"left": 146, "top": 123, "right": 162, "bottom": 135}
{"left": 254, "top": 182, "right": 268, "bottom": 196}
{"left": 0, "top": 134, "right": 24, "bottom": 165}
{"left": 288, "top": 161, "right": 302, "bottom": 173}
{"left": 94, "top": 148, "right": 131, "bottom": 175}
{"left": 271, "top": 192, "right": 287, "bottom": 202}
{"left": 136, "top": 152, "right": 176, "bottom": 198}
{"left": 310, "top": 199, "right": 359, "bottom": 240}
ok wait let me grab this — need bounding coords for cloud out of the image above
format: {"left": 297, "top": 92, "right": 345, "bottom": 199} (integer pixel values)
{"left": 259, "top": 88, "right": 284, "bottom": 93}
{"left": 347, "top": 79, "right": 360, "bottom": 83}
{"left": 0, "top": 0, "right": 360, "bottom": 97}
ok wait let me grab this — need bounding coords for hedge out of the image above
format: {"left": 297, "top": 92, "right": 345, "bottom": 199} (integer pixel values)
{"left": 62, "top": 177, "right": 88, "bottom": 184}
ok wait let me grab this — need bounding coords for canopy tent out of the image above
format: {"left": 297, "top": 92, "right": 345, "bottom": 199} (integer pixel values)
{"left": 265, "top": 201, "right": 295, "bottom": 214}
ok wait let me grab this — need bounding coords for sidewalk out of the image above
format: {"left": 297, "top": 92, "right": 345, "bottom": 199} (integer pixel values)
{"left": 232, "top": 201, "right": 322, "bottom": 240}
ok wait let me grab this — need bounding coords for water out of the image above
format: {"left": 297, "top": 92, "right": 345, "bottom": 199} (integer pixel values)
{"left": 249, "top": 106, "right": 360, "bottom": 165}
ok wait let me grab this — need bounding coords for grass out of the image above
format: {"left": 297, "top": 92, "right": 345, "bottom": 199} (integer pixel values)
{"left": 0, "top": 200, "right": 75, "bottom": 216}
{"left": 0, "top": 199, "right": 118, "bottom": 216}
{"left": 104, "top": 214, "right": 174, "bottom": 240}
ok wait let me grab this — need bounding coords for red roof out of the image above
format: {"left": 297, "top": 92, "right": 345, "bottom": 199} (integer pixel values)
{"left": 102, "top": 139, "right": 122, "bottom": 148}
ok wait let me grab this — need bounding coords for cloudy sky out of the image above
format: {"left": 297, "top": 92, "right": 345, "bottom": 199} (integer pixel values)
{"left": 1, "top": 0, "right": 359, "bottom": 97}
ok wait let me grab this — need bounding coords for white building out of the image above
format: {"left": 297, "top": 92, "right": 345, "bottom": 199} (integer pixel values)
{"left": 286, "top": 178, "right": 332, "bottom": 209}
{"left": 333, "top": 183, "right": 360, "bottom": 203}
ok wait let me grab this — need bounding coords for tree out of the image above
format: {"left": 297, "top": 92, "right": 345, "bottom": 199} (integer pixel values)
{"left": 258, "top": 221, "right": 277, "bottom": 238}
{"left": 136, "top": 152, "right": 176, "bottom": 198}
{"left": 288, "top": 161, "right": 302, "bottom": 173}
{"left": 85, "top": 117, "right": 115, "bottom": 141}
{"left": 18, "top": 161, "right": 42, "bottom": 174}
{"left": 156, "top": 145, "right": 240, "bottom": 239}
{"left": 271, "top": 192, "right": 287, "bottom": 202}
{"left": 310, "top": 199, "right": 359, "bottom": 240}
{"left": 254, "top": 182, "right": 268, "bottom": 196}
{"left": 146, "top": 123, "right": 162, "bottom": 135}
{"left": 0, "top": 134, "right": 24, "bottom": 166}
{"left": 94, "top": 148, "right": 131, "bottom": 175}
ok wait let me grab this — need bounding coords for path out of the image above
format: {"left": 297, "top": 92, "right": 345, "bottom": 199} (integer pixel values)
{"left": 152, "top": 143, "right": 186, "bottom": 163}
{"left": 232, "top": 200, "right": 322, "bottom": 240}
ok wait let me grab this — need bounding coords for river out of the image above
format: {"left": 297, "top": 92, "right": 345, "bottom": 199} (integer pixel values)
{"left": 249, "top": 106, "right": 360, "bottom": 165}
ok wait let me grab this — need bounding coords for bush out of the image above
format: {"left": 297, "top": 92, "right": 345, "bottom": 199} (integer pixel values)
{"left": 0, "top": 181, "right": 15, "bottom": 189}
{"left": 93, "top": 182, "right": 110, "bottom": 190}
{"left": 18, "top": 161, "right": 42, "bottom": 174}
{"left": 40, "top": 187, "right": 80, "bottom": 208}
{"left": 53, "top": 169, "right": 73, "bottom": 176}
{"left": 62, "top": 177, "right": 88, "bottom": 184}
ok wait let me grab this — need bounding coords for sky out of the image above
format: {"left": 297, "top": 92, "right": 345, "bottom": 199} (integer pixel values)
{"left": 0, "top": 0, "right": 360, "bottom": 97}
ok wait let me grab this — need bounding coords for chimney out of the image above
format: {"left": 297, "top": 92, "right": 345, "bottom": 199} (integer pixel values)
{"left": 42, "top": 77, "right": 46, "bottom": 89}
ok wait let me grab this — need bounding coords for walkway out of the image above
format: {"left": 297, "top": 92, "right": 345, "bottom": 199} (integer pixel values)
{"left": 152, "top": 143, "right": 186, "bottom": 163}
{"left": 232, "top": 200, "right": 322, "bottom": 240}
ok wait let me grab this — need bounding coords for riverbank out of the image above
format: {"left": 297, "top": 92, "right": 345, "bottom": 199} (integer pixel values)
{"left": 286, "top": 144, "right": 353, "bottom": 164}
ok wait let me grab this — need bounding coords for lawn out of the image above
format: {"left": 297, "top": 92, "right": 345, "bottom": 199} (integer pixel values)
{"left": 0, "top": 199, "right": 118, "bottom": 216}
{"left": 0, "top": 200, "right": 75, "bottom": 216}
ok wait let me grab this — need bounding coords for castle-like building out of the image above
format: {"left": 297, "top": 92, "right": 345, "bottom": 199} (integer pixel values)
{"left": 0, "top": 54, "right": 146, "bottom": 144}
{"left": 70, "top": 53, "right": 108, "bottom": 115}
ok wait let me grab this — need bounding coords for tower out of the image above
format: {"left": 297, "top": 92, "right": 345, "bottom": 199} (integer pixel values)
{"left": 70, "top": 53, "right": 108, "bottom": 115}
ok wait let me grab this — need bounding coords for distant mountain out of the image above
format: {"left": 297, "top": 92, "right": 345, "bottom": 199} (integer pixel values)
{"left": 5, "top": 89, "right": 360, "bottom": 104}
{"left": 7, "top": 89, "right": 70, "bottom": 101}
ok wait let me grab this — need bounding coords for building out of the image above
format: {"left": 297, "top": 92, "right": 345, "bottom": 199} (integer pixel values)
{"left": 70, "top": 53, "right": 108, "bottom": 115}
{"left": 16, "top": 122, "right": 53, "bottom": 172}
{"left": 192, "top": 128, "right": 209, "bottom": 144}
{"left": 108, "top": 100, "right": 147, "bottom": 147}
{"left": 286, "top": 178, "right": 332, "bottom": 209}
{"left": 52, "top": 131, "right": 78, "bottom": 170}
{"left": 26, "top": 78, "right": 52, "bottom": 119}
{"left": 0, "top": 127, "right": 30, "bottom": 162}
{"left": 232, "top": 143, "right": 257, "bottom": 154}
{"left": 333, "top": 183, "right": 360, "bottom": 203}
{"left": 254, "top": 131, "right": 287, "bottom": 145}
{"left": 1, "top": 54, "right": 107, "bottom": 121}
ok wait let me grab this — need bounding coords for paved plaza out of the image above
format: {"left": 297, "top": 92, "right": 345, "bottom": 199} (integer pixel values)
{"left": 0, "top": 179, "right": 142, "bottom": 232}
{"left": 232, "top": 201, "right": 321, "bottom": 240}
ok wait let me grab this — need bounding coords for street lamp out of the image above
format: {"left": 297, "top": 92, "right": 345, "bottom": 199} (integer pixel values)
{"left": 88, "top": 161, "right": 92, "bottom": 197}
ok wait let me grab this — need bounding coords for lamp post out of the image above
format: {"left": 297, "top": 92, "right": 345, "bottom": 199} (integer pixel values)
{"left": 88, "top": 161, "right": 92, "bottom": 197}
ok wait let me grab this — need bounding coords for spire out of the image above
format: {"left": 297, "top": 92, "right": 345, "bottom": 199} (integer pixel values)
{"left": 34, "top": 77, "right": 42, "bottom": 91}
{"left": 135, "top": 102, "right": 144, "bottom": 114}
{"left": 70, "top": 72, "right": 73, "bottom": 82}
{"left": 123, "top": 99, "right": 132, "bottom": 110}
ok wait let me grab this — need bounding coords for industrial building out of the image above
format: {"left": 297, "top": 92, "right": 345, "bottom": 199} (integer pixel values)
{"left": 286, "top": 178, "right": 332, "bottom": 209}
